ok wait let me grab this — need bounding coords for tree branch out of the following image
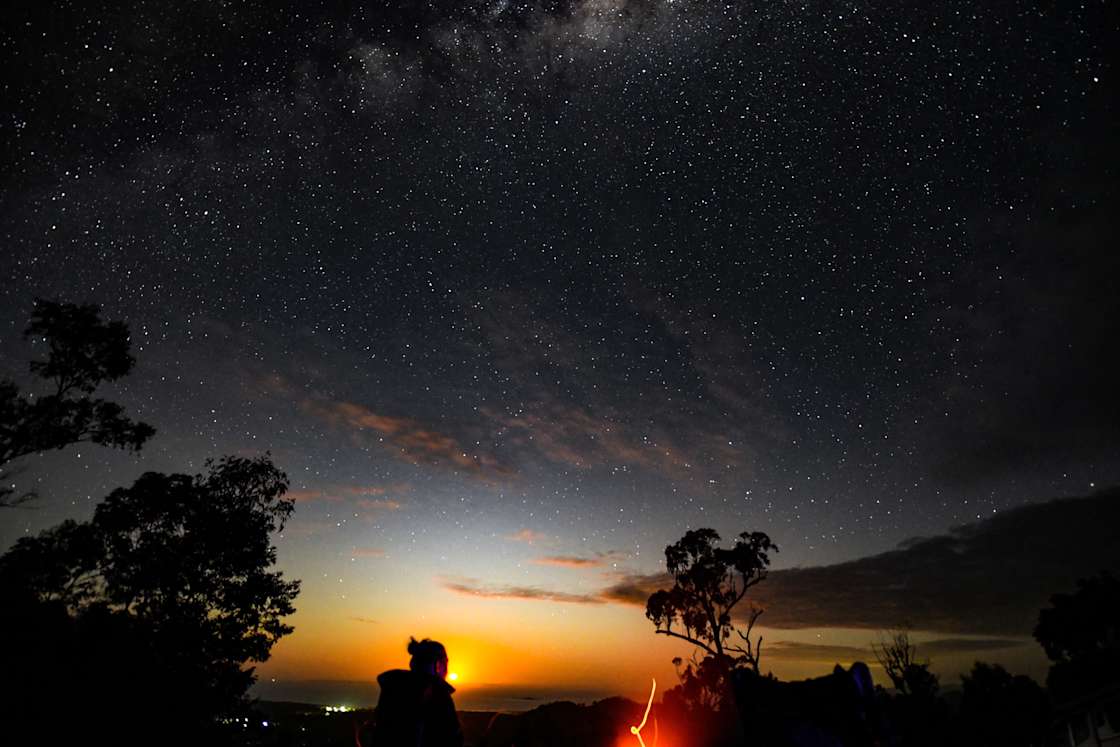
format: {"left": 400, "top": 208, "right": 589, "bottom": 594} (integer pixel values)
{"left": 654, "top": 628, "right": 719, "bottom": 657}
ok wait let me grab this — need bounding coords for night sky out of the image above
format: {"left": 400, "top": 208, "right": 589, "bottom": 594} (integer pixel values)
{"left": 2, "top": 1, "right": 1117, "bottom": 703}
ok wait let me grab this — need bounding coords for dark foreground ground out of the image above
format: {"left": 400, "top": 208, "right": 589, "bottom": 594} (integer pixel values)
{"left": 239, "top": 698, "right": 649, "bottom": 747}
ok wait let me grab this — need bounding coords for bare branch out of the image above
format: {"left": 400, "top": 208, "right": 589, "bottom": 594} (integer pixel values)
{"left": 654, "top": 628, "right": 719, "bottom": 657}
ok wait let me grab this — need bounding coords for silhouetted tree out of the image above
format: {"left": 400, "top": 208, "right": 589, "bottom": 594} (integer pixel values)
{"left": 0, "top": 299, "right": 154, "bottom": 507}
{"left": 872, "top": 628, "right": 945, "bottom": 747}
{"left": 873, "top": 627, "right": 937, "bottom": 698}
{"left": 646, "top": 529, "right": 777, "bottom": 672}
{"left": 0, "top": 454, "right": 300, "bottom": 745}
{"left": 1034, "top": 571, "right": 1120, "bottom": 700}
{"left": 668, "top": 653, "right": 740, "bottom": 713}
{"left": 645, "top": 527, "right": 776, "bottom": 736}
{"left": 956, "top": 661, "right": 1050, "bottom": 747}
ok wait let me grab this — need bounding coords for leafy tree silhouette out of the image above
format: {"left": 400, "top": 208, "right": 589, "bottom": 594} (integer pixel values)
{"left": 0, "top": 299, "right": 299, "bottom": 745}
{"left": 645, "top": 527, "right": 776, "bottom": 733}
{"left": 0, "top": 299, "right": 154, "bottom": 507}
{"left": 873, "top": 627, "right": 946, "bottom": 747}
{"left": 957, "top": 662, "right": 1050, "bottom": 747}
{"left": 646, "top": 529, "right": 777, "bottom": 673}
{"left": 1034, "top": 571, "right": 1120, "bottom": 700}
{"left": 0, "top": 455, "right": 300, "bottom": 745}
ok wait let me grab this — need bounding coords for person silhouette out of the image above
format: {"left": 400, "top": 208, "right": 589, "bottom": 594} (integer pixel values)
{"left": 365, "top": 637, "right": 464, "bottom": 747}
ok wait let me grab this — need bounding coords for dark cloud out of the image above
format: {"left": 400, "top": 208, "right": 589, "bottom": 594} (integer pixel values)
{"left": 559, "top": 489, "right": 1120, "bottom": 637}
{"left": 918, "top": 638, "right": 1028, "bottom": 655}
{"left": 762, "top": 637, "right": 1026, "bottom": 664}
{"left": 764, "top": 641, "right": 872, "bottom": 663}
{"left": 599, "top": 572, "right": 672, "bottom": 607}
{"left": 751, "top": 488, "right": 1120, "bottom": 635}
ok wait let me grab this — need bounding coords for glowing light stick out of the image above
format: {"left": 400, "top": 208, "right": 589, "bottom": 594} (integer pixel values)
{"left": 629, "top": 678, "right": 657, "bottom": 747}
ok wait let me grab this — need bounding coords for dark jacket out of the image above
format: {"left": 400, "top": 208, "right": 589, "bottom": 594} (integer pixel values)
{"left": 373, "top": 669, "right": 464, "bottom": 747}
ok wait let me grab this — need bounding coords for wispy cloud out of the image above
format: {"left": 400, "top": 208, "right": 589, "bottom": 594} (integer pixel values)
{"left": 350, "top": 616, "right": 379, "bottom": 624}
{"left": 356, "top": 498, "right": 402, "bottom": 512}
{"left": 533, "top": 555, "right": 605, "bottom": 568}
{"left": 287, "top": 483, "right": 409, "bottom": 508}
{"left": 352, "top": 547, "right": 387, "bottom": 558}
{"left": 345, "top": 485, "right": 391, "bottom": 496}
{"left": 286, "top": 488, "right": 339, "bottom": 504}
{"left": 507, "top": 529, "right": 547, "bottom": 544}
{"left": 466, "top": 287, "right": 790, "bottom": 485}
{"left": 441, "top": 576, "right": 604, "bottom": 605}
{"left": 487, "top": 405, "right": 702, "bottom": 480}
{"left": 300, "top": 396, "right": 513, "bottom": 479}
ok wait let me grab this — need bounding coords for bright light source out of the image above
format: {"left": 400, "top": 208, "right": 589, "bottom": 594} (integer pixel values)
{"left": 448, "top": 672, "right": 459, "bottom": 682}
{"left": 629, "top": 679, "right": 657, "bottom": 747}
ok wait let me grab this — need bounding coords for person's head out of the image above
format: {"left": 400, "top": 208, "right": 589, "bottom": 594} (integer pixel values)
{"left": 408, "top": 637, "right": 449, "bottom": 679}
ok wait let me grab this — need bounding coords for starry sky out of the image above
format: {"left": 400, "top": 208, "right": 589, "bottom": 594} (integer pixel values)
{"left": 1, "top": 0, "right": 1118, "bottom": 704}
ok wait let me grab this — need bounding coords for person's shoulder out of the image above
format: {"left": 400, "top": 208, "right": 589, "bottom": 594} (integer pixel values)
{"left": 377, "top": 668, "right": 415, "bottom": 688}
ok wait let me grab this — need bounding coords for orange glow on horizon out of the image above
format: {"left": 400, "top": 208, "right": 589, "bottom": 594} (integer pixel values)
{"left": 262, "top": 581, "right": 1024, "bottom": 698}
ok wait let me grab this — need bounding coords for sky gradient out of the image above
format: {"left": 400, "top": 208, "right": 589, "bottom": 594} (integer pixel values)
{"left": 1, "top": 0, "right": 1117, "bottom": 705}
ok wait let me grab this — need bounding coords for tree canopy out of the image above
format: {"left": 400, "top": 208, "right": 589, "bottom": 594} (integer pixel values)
{"left": 957, "top": 662, "right": 1050, "bottom": 747}
{"left": 1034, "top": 571, "right": 1120, "bottom": 700}
{"left": 0, "top": 299, "right": 154, "bottom": 506}
{"left": 0, "top": 455, "right": 299, "bottom": 742}
{"left": 646, "top": 528, "right": 777, "bottom": 673}
{"left": 0, "top": 299, "right": 299, "bottom": 744}
{"left": 872, "top": 627, "right": 938, "bottom": 699}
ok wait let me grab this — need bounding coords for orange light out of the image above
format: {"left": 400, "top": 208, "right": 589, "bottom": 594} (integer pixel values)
{"left": 448, "top": 672, "right": 459, "bottom": 682}
{"left": 629, "top": 678, "right": 656, "bottom": 747}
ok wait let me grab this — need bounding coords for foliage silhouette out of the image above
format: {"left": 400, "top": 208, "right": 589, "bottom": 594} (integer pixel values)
{"left": 957, "top": 661, "right": 1050, "bottom": 747}
{"left": 870, "top": 628, "right": 945, "bottom": 747}
{"left": 730, "top": 663, "right": 887, "bottom": 747}
{"left": 659, "top": 654, "right": 745, "bottom": 744}
{"left": 668, "top": 653, "right": 740, "bottom": 714}
{"left": 1034, "top": 571, "right": 1120, "bottom": 700}
{"left": 645, "top": 527, "right": 776, "bottom": 742}
{"left": 646, "top": 528, "right": 777, "bottom": 673}
{"left": 0, "top": 455, "right": 300, "bottom": 745}
{"left": 0, "top": 299, "right": 154, "bottom": 507}
{"left": 872, "top": 627, "right": 937, "bottom": 699}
